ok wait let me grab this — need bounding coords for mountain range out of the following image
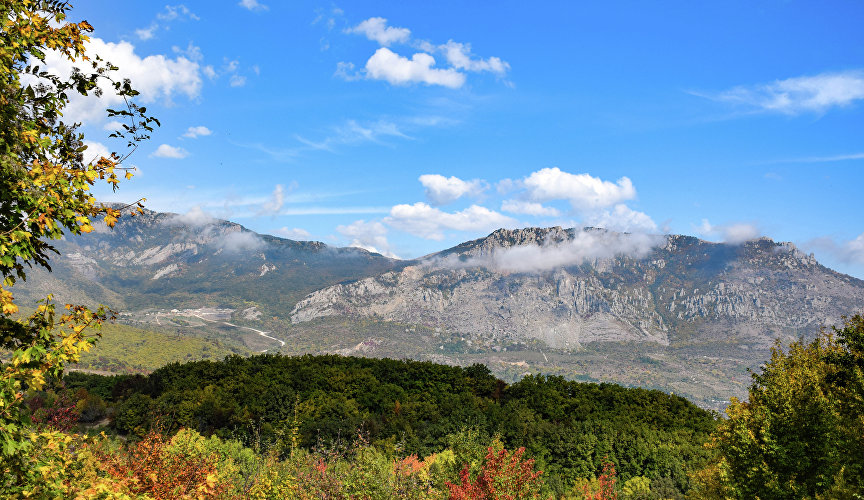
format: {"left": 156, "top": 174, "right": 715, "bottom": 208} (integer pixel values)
{"left": 16, "top": 208, "right": 864, "bottom": 408}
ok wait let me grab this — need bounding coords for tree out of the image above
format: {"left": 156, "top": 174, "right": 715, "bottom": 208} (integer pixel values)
{"left": 0, "top": 0, "right": 155, "bottom": 489}
{"left": 696, "top": 315, "right": 864, "bottom": 498}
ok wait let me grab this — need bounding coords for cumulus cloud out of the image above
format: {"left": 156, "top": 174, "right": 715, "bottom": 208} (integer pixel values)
{"left": 419, "top": 174, "right": 486, "bottom": 205}
{"left": 276, "top": 227, "right": 312, "bottom": 240}
{"left": 32, "top": 37, "right": 202, "bottom": 126}
{"left": 337, "top": 220, "right": 398, "bottom": 257}
{"left": 182, "top": 125, "right": 212, "bottom": 138}
{"left": 584, "top": 204, "right": 658, "bottom": 233}
{"left": 500, "top": 200, "right": 560, "bottom": 217}
{"left": 709, "top": 70, "right": 864, "bottom": 115}
{"left": 339, "top": 17, "right": 509, "bottom": 89}
{"left": 523, "top": 167, "right": 636, "bottom": 209}
{"left": 364, "top": 48, "right": 465, "bottom": 88}
{"left": 345, "top": 17, "right": 410, "bottom": 46}
{"left": 453, "top": 230, "right": 665, "bottom": 273}
{"left": 439, "top": 41, "right": 510, "bottom": 75}
{"left": 385, "top": 202, "right": 516, "bottom": 240}
{"left": 238, "top": 0, "right": 268, "bottom": 12}
{"left": 257, "top": 184, "right": 286, "bottom": 215}
{"left": 150, "top": 144, "right": 189, "bottom": 159}
{"left": 698, "top": 219, "right": 761, "bottom": 244}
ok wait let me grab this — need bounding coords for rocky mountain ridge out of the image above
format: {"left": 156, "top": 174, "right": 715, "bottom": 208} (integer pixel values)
{"left": 291, "top": 227, "right": 864, "bottom": 350}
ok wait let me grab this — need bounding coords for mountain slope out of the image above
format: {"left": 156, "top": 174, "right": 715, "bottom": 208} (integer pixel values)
{"left": 291, "top": 227, "right": 864, "bottom": 350}
{"left": 16, "top": 207, "right": 403, "bottom": 316}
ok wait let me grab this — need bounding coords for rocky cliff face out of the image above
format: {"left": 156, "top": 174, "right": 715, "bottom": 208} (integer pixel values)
{"left": 291, "top": 227, "right": 864, "bottom": 349}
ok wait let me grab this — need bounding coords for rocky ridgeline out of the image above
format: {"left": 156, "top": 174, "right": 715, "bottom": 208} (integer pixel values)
{"left": 291, "top": 227, "right": 864, "bottom": 349}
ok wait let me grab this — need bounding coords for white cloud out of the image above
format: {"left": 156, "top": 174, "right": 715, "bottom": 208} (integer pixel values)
{"left": 419, "top": 174, "right": 486, "bottom": 205}
{"left": 238, "top": 0, "right": 268, "bottom": 11}
{"left": 222, "top": 231, "right": 264, "bottom": 253}
{"left": 522, "top": 167, "right": 636, "bottom": 209}
{"left": 440, "top": 41, "right": 509, "bottom": 75}
{"left": 500, "top": 200, "right": 560, "bottom": 217}
{"left": 135, "top": 25, "right": 157, "bottom": 41}
{"left": 150, "top": 144, "right": 189, "bottom": 159}
{"left": 488, "top": 230, "right": 664, "bottom": 273}
{"left": 346, "top": 17, "right": 410, "bottom": 46}
{"left": 774, "top": 152, "right": 864, "bottom": 164}
{"left": 34, "top": 37, "right": 202, "bottom": 126}
{"left": 337, "top": 220, "right": 398, "bottom": 257}
{"left": 82, "top": 141, "right": 112, "bottom": 165}
{"left": 103, "top": 120, "right": 125, "bottom": 132}
{"left": 136, "top": 5, "right": 199, "bottom": 40}
{"left": 229, "top": 74, "right": 247, "bottom": 87}
{"left": 258, "top": 184, "right": 285, "bottom": 215}
{"left": 276, "top": 227, "right": 312, "bottom": 240}
{"left": 168, "top": 206, "right": 214, "bottom": 226}
{"left": 203, "top": 65, "right": 217, "bottom": 80}
{"left": 182, "top": 125, "right": 212, "bottom": 138}
{"left": 365, "top": 48, "right": 465, "bottom": 88}
{"left": 712, "top": 70, "right": 864, "bottom": 115}
{"left": 697, "top": 219, "right": 761, "bottom": 244}
{"left": 295, "top": 119, "right": 410, "bottom": 152}
{"left": 496, "top": 178, "right": 518, "bottom": 194}
{"left": 385, "top": 202, "right": 516, "bottom": 240}
{"left": 334, "top": 61, "right": 361, "bottom": 81}
{"left": 584, "top": 204, "right": 658, "bottom": 233}
{"left": 808, "top": 233, "right": 864, "bottom": 265}
{"left": 157, "top": 5, "right": 199, "bottom": 22}
{"left": 172, "top": 42, "right": 203, "bottom": 62}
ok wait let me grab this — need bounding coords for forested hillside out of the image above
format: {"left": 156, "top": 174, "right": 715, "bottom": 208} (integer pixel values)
{"left": 58, "top": 354, "right": 716, "bottom": 496}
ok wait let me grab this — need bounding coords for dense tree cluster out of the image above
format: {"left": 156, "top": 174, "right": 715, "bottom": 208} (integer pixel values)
{"left": 63, "top": 354, "right": 717, "bottom": 496}
{"left": 695, "top": 315, "right": 864, "bottom": 498}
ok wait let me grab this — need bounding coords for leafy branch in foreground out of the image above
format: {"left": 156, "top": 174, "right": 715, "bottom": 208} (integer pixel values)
{"left": 0, "top": 0, "right": 156, "bottom": 490}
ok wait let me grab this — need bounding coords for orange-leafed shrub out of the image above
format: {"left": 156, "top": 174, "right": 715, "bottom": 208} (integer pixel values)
{"left": 96, "top": 429, "right": 227, "bottom": 499}
{"left": 447, "top": 446, "right": 544, "bottom": 499}
{"left": 581, "top": 461, "right": 618, "bottom": 500}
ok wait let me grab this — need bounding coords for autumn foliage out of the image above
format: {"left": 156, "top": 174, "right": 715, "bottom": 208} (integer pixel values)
{"left": 447, "top": 446, "right": 544, "bottom": 499}
{"left": 95, "top": 429, "right": 225, "bottom": 499}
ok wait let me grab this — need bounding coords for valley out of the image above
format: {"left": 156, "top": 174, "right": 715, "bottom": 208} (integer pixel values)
{"left": 16, "top": 208, "right": 864, "bottom": 410}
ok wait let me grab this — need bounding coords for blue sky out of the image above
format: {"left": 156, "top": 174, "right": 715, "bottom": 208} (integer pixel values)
{"left": 59, "top": 1, "right": 864, "bottom": 277}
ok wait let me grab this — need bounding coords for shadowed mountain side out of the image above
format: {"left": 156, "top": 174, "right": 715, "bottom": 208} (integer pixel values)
{"left": 15, "top": 207, "right": 406, "bottom": 315}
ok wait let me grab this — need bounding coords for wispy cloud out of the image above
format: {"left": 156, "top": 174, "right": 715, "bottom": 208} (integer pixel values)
{"left": 280, "top": 206, "right": 391, "bottom": 215}
{"left": 768, "top": 152, "right": 864, "bottom": 164}
{"left": 807, "top": 233, "right": 864, "bottom": 265}
{"left": 337, "top": 219, "right": 398, "bottom": 258}
{"left": 275, "top": 227, "right": 312, "bottom": 240}
{"left": 135, "top": 4, "right": 199, "bottom": 40}
{"left": 701, "top": 70, "right": 864, "bottom": 115}
{"left": 696, "top": 219, "right": 761, "bottom": 244}
{"left": 238, "top": 0, "right": 268, "bottom": 12}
